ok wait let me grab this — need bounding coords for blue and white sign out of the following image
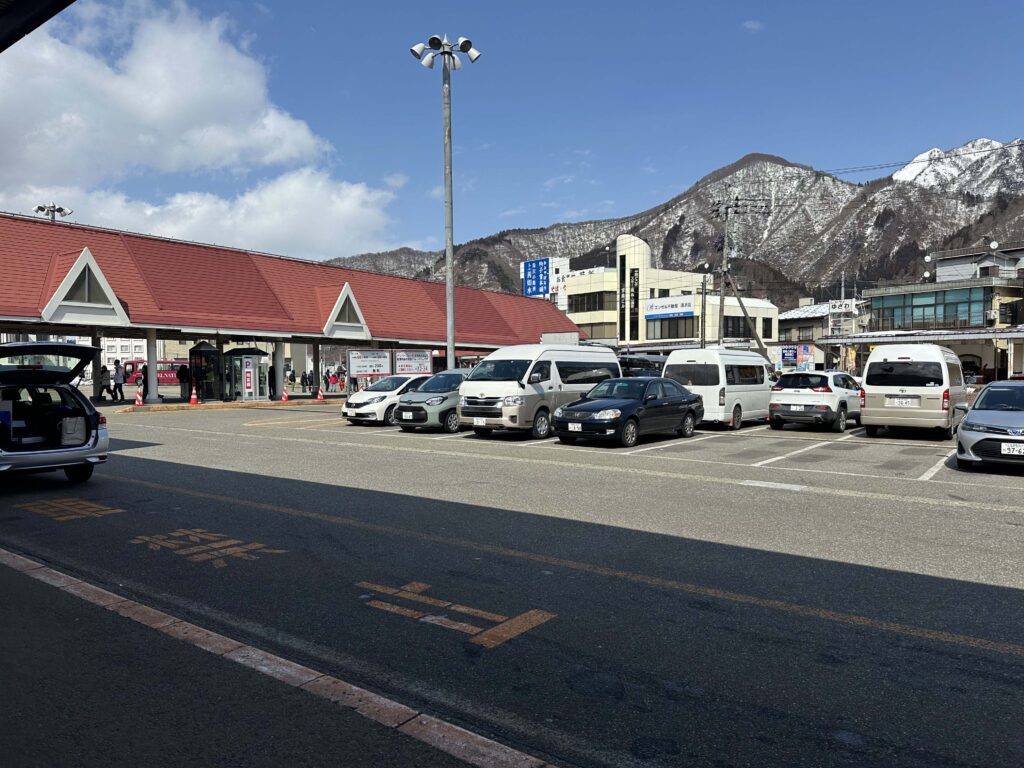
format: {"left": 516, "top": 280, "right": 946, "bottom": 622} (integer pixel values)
{"left": 781, "top": 346, "right": 798, "bottom": 363}
{"left": 644, "top": 295, "right": 695, "bottom": 319}
{"left": 522, "top": 258, "right": 550, "bottom": 297}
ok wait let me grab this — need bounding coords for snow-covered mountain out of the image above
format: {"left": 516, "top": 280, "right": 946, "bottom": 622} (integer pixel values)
{"left": 337, "top": 138, "right": 1024, "bottom": 307}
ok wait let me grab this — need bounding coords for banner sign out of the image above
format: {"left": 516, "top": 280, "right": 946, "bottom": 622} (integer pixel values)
{"left": 644, "top": 295, "right": 695, "bottom": 319}
{"left": 829, "top": 299, "right": 856, "bottom": 314}
{"left": 781, "top": 346, "right": 798, "bottom": 363}
{"left": 394, "top": 349, "right": 432, "bottom": 375}
{"left": 522, "top": 258, "right": 550, "bottom": 297}
{"left": 348, "top": 350, "right": 392, "bottom": 377}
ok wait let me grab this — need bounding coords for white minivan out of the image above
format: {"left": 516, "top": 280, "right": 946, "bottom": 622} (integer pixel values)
{"left": 663, "top": 347, "right": 774, "bottom": 429}
{"left": 860, "top": 344, "right": 968, "bottom": 438}
{"left": 458, "top": 344, "right": 621, "bottom": 439}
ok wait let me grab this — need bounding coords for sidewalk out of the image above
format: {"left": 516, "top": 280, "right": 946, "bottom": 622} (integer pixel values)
{"left": 0, "top": 565, "right": 467, "bottom": 768}
{"left": 89, "top": 390, "right": 348, "bottom": 413}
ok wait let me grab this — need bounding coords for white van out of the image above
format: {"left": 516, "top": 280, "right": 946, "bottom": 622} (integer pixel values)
{"left": 663, "top": 347, "right": 774, "bottom": 429}
{"left": 458, "top": 344, "right": 621, "bottom": 439}
{"left": 860, "top": 344, "right": 967, "bottom": 438}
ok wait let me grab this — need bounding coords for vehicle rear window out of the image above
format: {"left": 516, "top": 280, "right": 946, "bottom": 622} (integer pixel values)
{"left": 776, "top": 373, "right": 829, "bottom": 389}
{"left": 865, "top": 361, "right": 943, "bottom": 387}
{"left": 665, "top": 363, "right": 719, "bottom": 387}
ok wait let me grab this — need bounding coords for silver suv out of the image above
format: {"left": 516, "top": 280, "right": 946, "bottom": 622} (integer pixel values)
{"left": 1, "top": 342, "right": 110, "bottom": 482}
{"left": 395, "top": 370, "right": 468, "bottom": 432}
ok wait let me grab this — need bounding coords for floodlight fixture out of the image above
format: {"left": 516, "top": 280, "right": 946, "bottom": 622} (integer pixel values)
{"left": 410, "top": 42, "right": 426, "bottom": 60}
{"left": 428, "top": 34, "right": 443, "bottom": 50}
{"left": 466, "top": 47, "right": 481, "bottom": 63}
{"left": 456, "top": 36, "right": 472, "bottom": 52}
{"left": 923, "top": 255, "right": 932, "bottom": 263}
{"left": 34, "top": 201, "right": 73, "bottom": 222}
{"left": 421, "top": 52, "right": 435, "bottom": 69}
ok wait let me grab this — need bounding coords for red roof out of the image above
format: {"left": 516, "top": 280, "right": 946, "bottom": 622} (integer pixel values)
{"left": 0, "top": 212, "right": 580, "bottom": 346}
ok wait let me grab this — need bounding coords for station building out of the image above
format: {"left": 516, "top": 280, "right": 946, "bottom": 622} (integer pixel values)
{"left": 0, "top": 212, "right": 580, "bottom": 402}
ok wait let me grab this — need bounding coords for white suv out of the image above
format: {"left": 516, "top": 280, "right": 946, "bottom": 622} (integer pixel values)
{"left": 768, "top": 371, "right": 861, "bottom": 432}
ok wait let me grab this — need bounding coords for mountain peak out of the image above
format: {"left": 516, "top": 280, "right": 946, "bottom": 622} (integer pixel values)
{"left": 892, "top": 137, "right": 1021, "bottom": 196}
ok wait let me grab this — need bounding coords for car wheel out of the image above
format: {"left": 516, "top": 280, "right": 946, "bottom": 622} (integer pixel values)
{"left": 864, "top": 425, "right": 879, "bottom": 437}
{"left": 620, "top": 419, "right": 639, "bottom": 448}
{"left": 347, "top": 419, "right": 360, "bottom": 425}
{"left": 956, "top": 457, "right": 975, "bottom": 471}
{"left": 769, "top": 418, "right": 784, "bottom": 430}
{"left": 64, "top": 464, "right": 94, "bottom": 483}
{"left": 558, "top": 435, "right": 576, "bottom": 444}
{"left": 399, "top": 425, "right": 416, "bottom": 432}
{"left": 677, "top": 412, "right": 696, "bottom": 439}
{"left": 442, "top": 410, "right": 460, "bottom": 434}
{"left": 473, "top": 427, "right": 493, "bottom": 438}
{"left": 383, "top": 405, "right": 397, "bottom": 426}
{"left": 531, "top": 409, "right": 551, "bottom": 439}
{"left": 730, "top": 405, "right": 742, "bottom": 430}
{"left": 940, "top": 423, "right": 954, "bottom": 440}
{"left": 831, "top": 407, "right": 847, "bottom": 433}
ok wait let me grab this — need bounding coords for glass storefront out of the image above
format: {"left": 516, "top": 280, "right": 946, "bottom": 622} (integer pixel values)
{"left": 870, "top": 287, "right": 992, "bottom": 331}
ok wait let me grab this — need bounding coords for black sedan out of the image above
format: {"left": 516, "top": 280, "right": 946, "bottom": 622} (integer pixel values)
{"left": 552, "top": 376, "right": 704, "bottom": 448}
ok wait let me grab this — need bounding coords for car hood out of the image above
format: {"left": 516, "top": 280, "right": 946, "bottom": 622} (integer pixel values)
{"left": 563, "top": 397, "right": 636, "bottom": 413}
{"left": 400, "top": 390, "right": 457, "bottom": 404}
{"left": 965, "top": 410, "right": 1024, "bottom": 430}
{"left": 347, "top": 391, "right": 396, "bottom": 405}
{"left": 0, "top": 342, "right": 98, "bottom": 386}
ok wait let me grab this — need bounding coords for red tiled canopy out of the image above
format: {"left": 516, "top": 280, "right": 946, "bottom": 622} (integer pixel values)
{"left": 0, "top": 212, "right": 581, "bottom": 347}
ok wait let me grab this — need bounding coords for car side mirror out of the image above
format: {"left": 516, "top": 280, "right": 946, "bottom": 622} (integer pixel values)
{"left": 645, "top": 393, "right": 658, "bottom": 402}
{"left": 529, "top": 372, "right": 543, "bottom": 384}
{"left": 954, "top": 402, "right": 969, "bottom": 413}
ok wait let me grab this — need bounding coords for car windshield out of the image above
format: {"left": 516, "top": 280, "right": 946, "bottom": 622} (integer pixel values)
{"left": 417, "top": 372, "right": 463, "bottom": 393}
{"left": 664, "top": 363, "right": 719, "bottom": 387}
{"left": 466, "top": 360, "right": 531, "bottom": 382}
{"left": 365, "top": 376, "right": 409, "bottom": 392}
{"left": 586, "top": 379, "right": 647, "bottom": 400}
{"left": 865, "top": 361, "right": 943, "bottom": 387}
{"left": 776, "top": 373, "right": 829, "bottom": 389}
{"left": 972, "top": 386, "right": 1024, "bottom": 411}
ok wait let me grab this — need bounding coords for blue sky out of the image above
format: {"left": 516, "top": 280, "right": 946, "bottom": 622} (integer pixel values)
{"left": 1, "top": 0, "right": 1021, "bottom": 259}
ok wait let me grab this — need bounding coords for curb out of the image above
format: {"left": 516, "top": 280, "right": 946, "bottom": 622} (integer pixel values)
{"left": 0, "top": 547, "right": 560, "bottom": 768}
{"left": 116, "top": 396, "right": 348, "bottom": 414}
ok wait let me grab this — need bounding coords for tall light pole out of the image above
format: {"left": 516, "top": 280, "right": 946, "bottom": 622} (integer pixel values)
{"left": 34, "top": 202, "right": 73, "bottom": 223}
{"left": 410, "top": 34, "right": 481, "bottom": 368}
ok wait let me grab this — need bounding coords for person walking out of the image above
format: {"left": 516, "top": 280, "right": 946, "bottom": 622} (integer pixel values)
{"left": 268, "top": 364, "right": 277, "bottom": 400}
{"left": 113, "top": 360, "right": 125, "bottom": 402}
{"left": 99, "top": 366, "right": 114, "bottom": 400}
{"left": 140, "top": 363, "right": 150, "bottom": 402}
{"left": 288, "top": 369, "right": 296, "bottom": 392}
{"left": 177, "top": 363, "right": 190, "bottom": 400}
{"left": 300, "top": 371, "right": 308, "bottom": 393}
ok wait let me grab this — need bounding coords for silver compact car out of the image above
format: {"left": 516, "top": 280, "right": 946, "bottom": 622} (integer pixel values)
{"left": 395, "top": 369, "right": 468, "bottom": 433}
{"left": 955, "top": 380, "right": 1024, "bottom": 470}
{"left": 0, "top": 342, "right": 110, "bottom": 483}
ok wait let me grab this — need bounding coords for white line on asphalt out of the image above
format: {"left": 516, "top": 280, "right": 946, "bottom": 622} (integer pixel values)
{"left": 430, "top": 433, "right": 470, "bottom": 440}
{"left": 623, "top": 433, "right": 723, "bottom": 455}
{"left": 837, "top": 432, "right": 857, "bottom": 441}
{"left": 741, "top": 480, "right": 806, "bottom": 492}
{"left": 917, "top": 449, "right": 956, "bottom": 481}
{"left": 516, "top": 438, "right": 558, "bottom": 447}
{"left": 752, "top": 441, "right": 828, "bottom": 467}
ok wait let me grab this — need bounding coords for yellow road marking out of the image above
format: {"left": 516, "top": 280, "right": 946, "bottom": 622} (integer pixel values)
{"left": 449, "top": 604, "right": 508, "bottom": 623}
{"left": 469, "top": 610, "right": 557, "bottom": 649}
{"left": 401, "top": 581, "right": 431, "bottom": 593}
{"left": 115, "top": 475, "right": 1024, "bottom": 658}
{"left": 368, "top": 600, "right": 425, "bottom": 619}
{"left": 420, "top": 615, "right": 484, "bottom": 635}
{"left": 16, "top": 498, "right": 124, "bottom": 522}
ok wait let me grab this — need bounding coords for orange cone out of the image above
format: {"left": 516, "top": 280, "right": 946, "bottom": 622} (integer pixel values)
{"left": 189, "top": 386, "right": 199, "bottom": 405}
{"left": 281, "top": 386, "right": 289, "bottom": 402}
{"left": 316, "top": 386, "right": 324, "bottom": 401}
{"left": 134, "top": 386, "right": 144, "bottom": 406}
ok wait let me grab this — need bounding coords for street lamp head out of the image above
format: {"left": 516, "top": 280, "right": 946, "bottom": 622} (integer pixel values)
{"left": 33, "top": 204, "right": 46, "bottom": 213}
{"left": 465, "top": 46, "right": 481, "bottom": 63}
{"left": 449, "top": 54, "right": 462, "bottom": 71}
{"left": 410, "top": 42, "right": 426, "bottom": 60}
{"left": 990, "top": 240, "right": 1000, "bottom": 250}
{"left": 428, "top": 34, "right": 443, "bottom": 50}
{"left": 421, "top": 51, "right": 435, "bottom": 69}
{"left": 922, "top": 270, "right": 931, "bottom": 280}
{"left": 57, "top": 207, "right": 73, "bottom": 216}
{"left": 456, "top": 36, "right": 472, "bottom": 52}
{"left": 923, "top": 254, "right": 932, "bottom": 263}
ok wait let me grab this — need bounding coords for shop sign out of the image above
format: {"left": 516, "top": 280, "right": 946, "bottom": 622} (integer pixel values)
{"left": 829, "top": 299, "right": 857, "bottom": 314}
{"left": 645, "top": 295, "right": 695, "bottom": 319}
{"left": 781, "top": 346, "right": 798, "bottom": 363}
{"left": 394, "top": 349, "right": 432, "bottom": 375}
{"left": 348, "top": 350, "right": 392, "bottom": 377}
{"left": 244, "top": 357, "right": 253, "bottom": 392}
{"left": 522, "top": 258, "right": 550, "bottom": 297}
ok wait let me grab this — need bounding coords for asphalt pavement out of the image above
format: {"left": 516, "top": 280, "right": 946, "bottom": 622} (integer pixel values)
{"left": 1, "top": 404, "right": 1022, "bottom": 767}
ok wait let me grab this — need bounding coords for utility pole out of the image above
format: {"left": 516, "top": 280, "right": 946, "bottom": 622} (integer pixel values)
{"left": 700, "top": 272, "right": 708, "bottom": 348}
{"left": 840, "top": 270, "right": 846, "bottom": 371}
{"left": 709, "top": 194, "right": 770, "bottom": 347}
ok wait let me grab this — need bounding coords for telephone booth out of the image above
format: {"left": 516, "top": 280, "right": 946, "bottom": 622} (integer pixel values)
{"left": 223, "top": 347, "right": 269, "bottom": 402}
{"left": 188, "top": 341, "right": 221, "bottom": 402}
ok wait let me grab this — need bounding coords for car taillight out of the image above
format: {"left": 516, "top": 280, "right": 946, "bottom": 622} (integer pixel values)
{"left": 810, "top": 386, "right": 832, "bottom": 393}
{"left": 942, "top": 388, "right": 949, "bottom": 411}
{"left": 98, "top": 414, "right": 107, "bottom": 425}
{"left": 718, "top": 387, "right": 726, "bottom": 406}
{"left": 771, "top": 385, "right": 783, "bottom": 391}
{"left": 859, "top": 388, "right": 866, "bottom": 408}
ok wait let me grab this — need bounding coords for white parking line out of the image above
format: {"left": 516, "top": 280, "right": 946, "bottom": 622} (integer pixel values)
{"left": 917, "top": 449, "right": 956, "bottom": 481}
{"left": 623, "top": 433, "right": 723, "bottom": 455}
{"left": 430, "top": 432, "right": 471, "bottom": 440}
{"left": 741, "top": 480, "right": 806, "bottom": 492}
{"left": 752, "top": 441, "right": 828, "bottom": 467}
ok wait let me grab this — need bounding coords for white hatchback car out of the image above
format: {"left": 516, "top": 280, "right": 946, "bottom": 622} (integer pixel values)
{"left": 768, "top": 371, "right": 862, "bottom": 432}
{"left": 342, "top": 375, "right": 430, "bottom": 426}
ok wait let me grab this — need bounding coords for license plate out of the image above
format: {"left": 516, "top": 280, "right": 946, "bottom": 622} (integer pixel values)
{"left": 401, "top": 412, "right": 413, "bottom": 420}
{"left": 789, "top": 405, "right": 804, "bottom": 411}
{"left": 473, "top": 417, "right": 487, "bottom": 426}
{"left": 568, "top": 422, "right": 582, "bottom": 432}
{"left": 1000, "top": 443, "right": 1024, "bottom": 455}
{"left": 343, "top": 410, "right": 352, "bottom": 416}
{"left": 889, "top": 397, "right": 915, "bottom": 407}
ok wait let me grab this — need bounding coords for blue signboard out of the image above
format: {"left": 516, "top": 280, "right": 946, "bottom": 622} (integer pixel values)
{"left": 522, "top": 258, "right": 550, "bottom": 297}
{"left": 781, "top": 346, "right": 798, "bottom": 363}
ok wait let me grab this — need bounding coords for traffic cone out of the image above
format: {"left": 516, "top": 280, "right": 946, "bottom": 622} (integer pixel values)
{"left": 189, "top": 386, "right": 199, "bottom": 405}
{"left": 134, "top": 386, "right": 143, "bottom": 406}
{"left": 281, "top": 386, "right": 289, "bottom": 402}
{"left": 316, "top": 386, "right": 324, "bottom": 401}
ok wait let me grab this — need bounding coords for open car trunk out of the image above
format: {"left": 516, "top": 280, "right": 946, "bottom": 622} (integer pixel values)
{"left": 0, "top": 386, "right": 96, "bottom": 453}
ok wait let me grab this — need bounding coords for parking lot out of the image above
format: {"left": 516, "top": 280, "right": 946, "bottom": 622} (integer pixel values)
{"left": 2, "top": 403, "right": 1022, "bottom": 768}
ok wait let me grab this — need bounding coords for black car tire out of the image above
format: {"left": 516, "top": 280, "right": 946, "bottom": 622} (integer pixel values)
{"left": 620, "top": 419, "right": 639, "bottom": 448}
{"left": 558, "top": 435, "right": 576, "bottom": 444}
{"left": 831, "top": 407, "right": 847, "bottom": 433}
{"left": 383, "top": 405, "right": 397, "bottom": 426}
{"left": 940, "top": 422, "right": 954, "bottom": 440}
{"left": 347, "top": 419, "right": 359, "bottom": 425}
{"left": 531, "top": 409, "right": 551, "bottom": 439}
{"left": 442, "top": 410, "right": 460, "bottom": 433}
{"left": 64, "top": 464, "right": 94, "bottom": 483}
{"left": 473, "top": 427, "right": 493, "bottom": 438}
{"left": 864, "top": 425, "right": 879, "bottom": 437}
{"left": 677, "top": 412, "right": 696, "bottom": 439}
{"left": 399, "top": 425, "right": 416, "bottom": 432}
{"left": 730, "top": 405, "right": 742, "bottom": 430}
{"left": 769, "top": 418, "right": 784, "bottom": 430}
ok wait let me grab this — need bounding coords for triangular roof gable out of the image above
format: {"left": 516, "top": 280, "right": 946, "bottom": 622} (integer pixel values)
{"left": 322, "top": 282, "right": 370, "bottom": 340}
{"left": 41, "top": 247, "right": 130, "bottom": 326}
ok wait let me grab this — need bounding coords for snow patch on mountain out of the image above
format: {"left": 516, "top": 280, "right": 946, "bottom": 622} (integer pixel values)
{"left": 893, "top": 137, "right": 1024, "bottom": 197}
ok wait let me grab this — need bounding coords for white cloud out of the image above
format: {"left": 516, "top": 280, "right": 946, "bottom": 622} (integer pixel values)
{"left": 499, "top": 207, "right": 526, "bottom": 218}
{"left": 742, "top": 20, "right": 764, "bottom": 32}
{"left": 428, "top": 185, "right": 444, "bottom": 200}
{"left": 543, "top": 174, "right": 574, "bottom": 188}
{"left": 383, "top": 173, "right": 409, "bottom": 190}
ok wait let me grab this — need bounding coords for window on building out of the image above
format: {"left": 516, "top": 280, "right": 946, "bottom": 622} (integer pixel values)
{"left": 723, "top": 316, "right": 751, "bottom": 338}
{"left": 761, "top": 317, "right": 773, "bottom": 339}
{"left": 120, "top": 344, "right": 129, "bottom": 352}
{"left": 870, "top": 288, "right": 992, "bottom": 330}
{"left": 576, "top": 322, "right": 617, "bottom": 339}
{"left": 797, "top": 325, "right": 814, "bottom": 341}
{"left": 63, "top": 266, "right": 109, "bottom": 305}
{"left": 659, "top": 289, "right": 670, "bottom": 298}
{"left": 568, "top": 291, "right": 617, "bottom": 313}
{"left": 646, "top": 317, "right": 697, "bottom": 340}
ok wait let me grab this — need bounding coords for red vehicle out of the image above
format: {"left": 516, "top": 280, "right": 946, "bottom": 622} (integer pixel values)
{"left": 123, "top": 359, "right": 187, "bottom": 386}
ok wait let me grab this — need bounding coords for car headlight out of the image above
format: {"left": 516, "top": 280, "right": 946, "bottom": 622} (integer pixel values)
{"left": 554, "top": 406, "right": 565, "bottom": 417}
{"left": 425, "top": 396, "right": 445, "bottom": 406}
{"left": 459, "top": 396, "right": 467, "bottom": 407}
{"left": 503, "top": 395, "right": 524, "bottom": 406}
{"left": 594, "top": 409, "right": 621, "bottom": 420}
{"left": 364, "top": 395, "right": 385, "bottom": 405}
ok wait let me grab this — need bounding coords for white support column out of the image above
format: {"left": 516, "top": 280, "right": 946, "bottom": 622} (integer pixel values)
{"left": 145, "top": 328, "right": 159, "bottom": 403}
{"left": 273, "top": 342, "right": 285, "bottom": 400}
